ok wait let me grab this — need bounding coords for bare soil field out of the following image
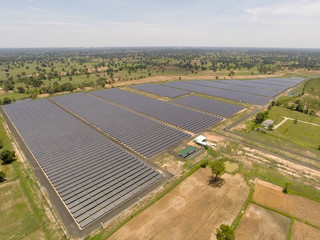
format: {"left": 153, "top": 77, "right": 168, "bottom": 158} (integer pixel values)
{"left": 292, "top": 221, "right": 320, "bottom": 240}
{"left": 253, "top": 179, "right": 320, "bottom": 227}
{"left": 109, "top": 168, "right": 250, "bottom": 240}
{"left": 236, "top": 203, "right": 291, "bottom": 240}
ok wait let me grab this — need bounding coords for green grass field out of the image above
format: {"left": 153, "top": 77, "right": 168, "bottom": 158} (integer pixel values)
{"left": 238, "top": 106, "right": 320, "bottom": 159}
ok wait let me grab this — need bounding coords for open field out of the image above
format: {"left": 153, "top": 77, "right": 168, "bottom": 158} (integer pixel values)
{"left": 292, "top": 220, "right": 320, "bottom": 240}
{"left": 108, "top": 168, "right": 250, "bottom": 240}
{"left": 252, "top": 180, "right": 320, "bottom": 227}
{"left": 236, "top": 203, "right": 291, "bottom": 240}
{"left": 237, "top": 105, "right": 320, "bottom": 159}
{"left": 0, "top": 180, "right": 45, "bottom": 240}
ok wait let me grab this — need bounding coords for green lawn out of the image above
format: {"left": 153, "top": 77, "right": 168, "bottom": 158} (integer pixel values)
{"left": 277, "top": 121, "right": 320, "bottom": 149}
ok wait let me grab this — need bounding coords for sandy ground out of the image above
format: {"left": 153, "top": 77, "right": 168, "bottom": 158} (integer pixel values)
{"left": 253, "top": 179, "right": 320, "bottom": 227}
{"left": 292, "top": 221, "right": 320, "bottom": 240}
{"left": 236, "top": 203, "right": 291, "bottom": 240}
{"left": 109, "top": 168, "right": 250, "bottom": 240}
{"left": 109, "top": 73, "right": 285, "bottom": 87}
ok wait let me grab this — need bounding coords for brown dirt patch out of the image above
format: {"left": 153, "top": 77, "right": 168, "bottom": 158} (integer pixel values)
{"left": 37, "top": 93, "right": 49, "bottom": 98}
{"left": 292, "top": 221, "right": 320, "bottom": 240}
{"left": 253, "top": 179, "right": 320, "bottom": 227}
{"left": 236, "top": 203, "right": 290, "bottom": 240}
{"left": 109, "top": 169, "right": 250, "bottom": 240}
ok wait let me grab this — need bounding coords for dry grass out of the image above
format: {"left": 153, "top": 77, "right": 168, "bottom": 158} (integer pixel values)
{"left": 292, "top": 221, "right": 320, "bottom": 240}
{"left": 253, "top": 180, "right": 320, "bottom": 227}
{"left": 109, "top": 168, "right": 250, "bottom": 240}
{"left": 236, "top": 204, "right": 291, "bottom": 240}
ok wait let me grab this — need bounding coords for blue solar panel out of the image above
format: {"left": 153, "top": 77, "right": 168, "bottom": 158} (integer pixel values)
{"left": 3, "top": 99, "right": 163, "bottom": 228}
{"left": 173, "top": 95, "right": 245, "bottom": 117}
{"left": 131, "top": 84, "right": 190, "bottom": 98}
{"left": 162, "top": 82, "right": 271, "bottom": 105}
{"left": 91, "top": 89, "right": 222, "bottom": 132}
{"left": 52, "top": 93, "right": 190, "bottom": 158}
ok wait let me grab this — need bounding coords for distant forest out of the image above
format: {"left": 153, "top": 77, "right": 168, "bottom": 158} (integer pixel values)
{"left": 0, "top": 47, "right": 319, "bottom": 102}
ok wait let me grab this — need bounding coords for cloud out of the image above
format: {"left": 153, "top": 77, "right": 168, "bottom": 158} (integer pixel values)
{"left": 245, "top": 1, "right": 320, "bottom": 17}
{"left": 21, "top": 20, "right": 88, "bottom": 27}
{"left": 101, "top": 21, "right": 170, "bottom": 28}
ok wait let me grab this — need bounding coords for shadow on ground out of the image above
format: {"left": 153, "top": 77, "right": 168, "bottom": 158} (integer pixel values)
{"left": 208, "top": 176, "right": 225, "bottom": 188}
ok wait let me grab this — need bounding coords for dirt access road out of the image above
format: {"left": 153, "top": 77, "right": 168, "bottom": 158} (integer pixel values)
{"left": 109, "top": 168, "right": 250, "bottom": 240}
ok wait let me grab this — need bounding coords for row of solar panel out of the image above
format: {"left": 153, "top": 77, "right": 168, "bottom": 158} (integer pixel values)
{"left": 184, "top": 80, "right": 280, "bottom": 97}
{"left": 132, "top": 84, "right": 190, "bottom": 98}
{"left": 129, "top": 78, "right": 303, "bottom": 101}
{"left": 172, "top": 95, "right": 245, "bottom": 117}
{"left": 162, "top": 81, "right": 271, "bottom": 105}
{"left": 3, "top": 99, "right": 164, "bottom": 228}
{"left": 92, "top": 88, "right": 223, "bottom": 132}
{"left": 52, "top": 93, "right": 190, "bottom": 158}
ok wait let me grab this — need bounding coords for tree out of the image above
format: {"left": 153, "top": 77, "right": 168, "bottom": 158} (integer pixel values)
{"left": 283, "top": 182, "right": 289, "bottom": 194}
{"left": 216, "top": 224, "right": 235, "bottom": 240}
{"left": 2, "top": 97, "right": 12, "bottom": 105}
{"left": 17, "top": 86, "right": 25, "bottom": 93}
{"left": 1, "top": 150, "right": 16, "bottom": 164}
{"left": 0, "top": 140, "right": 3, "bottom": 149}
{"left": 0, "top": 171, "right": 6, "bottom": 182}
{"left": 210, "top": 161, "right": 225, "bottom": 180}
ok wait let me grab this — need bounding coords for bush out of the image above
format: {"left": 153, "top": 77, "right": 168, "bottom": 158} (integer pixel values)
{"left": 17, "top": 86, "right": 25, "bottom": 93}
{"left": 283, "top": 182, "right": 289, "bottom": 194}
{"left": 1, "top": 150, "right": 16, "bottom": 164}
{"left": 2, "top": 97, "right": 12, "bottom": 105}
{"left": 0, "top": 171, "right": 6, "bottom": 182}
{"left": 216, "top": 224, "right": 235, "bottom": 240}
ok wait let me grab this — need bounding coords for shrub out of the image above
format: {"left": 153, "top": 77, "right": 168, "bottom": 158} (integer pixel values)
{"left": 0, "top": 171, "right": 6, "bottom": 182}
{"left": 1, "top": 150, "right": 16, "bottom": 164}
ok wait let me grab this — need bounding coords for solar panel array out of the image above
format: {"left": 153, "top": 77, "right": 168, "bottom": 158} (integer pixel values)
{"left": 52, "top": 93, "right": 190, "bottom": 158}
{"left": 162, "top": 82, "right": 271, "bottom": 105}
{"left": 172, "top": 95, "right": 245, "bottom": 117}
{"left": 217, "top": 78, "right": 304, "bottom": 92}
{"left": 252, "top": 78, "right": 304, "bottom": 87}
{"left": 3, "top": 99, "right": 163, "bottom": 228}
{"left": 217, "top": 79, "right": 288, "bottom": 92}
{"left": 92, "top": 89, "right": 222, "bottom": 132}
{"left": 185, "top": 80, "right": 278, "bottom": 97}
{"left": 131, "top": 84, "right": 190, "bottom": 98}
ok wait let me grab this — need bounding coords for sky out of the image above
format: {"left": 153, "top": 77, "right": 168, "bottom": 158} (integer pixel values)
{"left": 0, "top": 0, "right": 319, "bottom": 48}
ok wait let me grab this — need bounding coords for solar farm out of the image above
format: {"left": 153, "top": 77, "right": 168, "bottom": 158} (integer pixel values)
{"left": 1, "top": 77, "right": 304, "bottom": 234}
{"left": 3, "top": 99, "right": 164, "bottom": 228}
{"left": 131, "top": 83, "right": 190, "bottom": 98}
{"left": 92, "top": 88, "right": 222, "bottom": 132}
{"left": 162, "top": 77, "right": 304, "bottom": 105}
{"left": 52, "top": 93, "right": 190, "bottom": 158}
{"left": 172, "top": 95, "right": 245, "bottom": 118}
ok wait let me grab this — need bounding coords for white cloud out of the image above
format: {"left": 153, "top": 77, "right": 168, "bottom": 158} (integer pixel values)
{"left": 245, "top": 1, "right": 320, "bottom": 17}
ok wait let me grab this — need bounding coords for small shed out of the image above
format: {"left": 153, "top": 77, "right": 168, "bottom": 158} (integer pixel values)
{"left": 179, "top": 146, "right": 196, "bottom": 158}
{"left": 193, "top": 135, "right": 207, "bottom": 146}
{"left": 261, "top": 119, "right": 274, "bottom": 129}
